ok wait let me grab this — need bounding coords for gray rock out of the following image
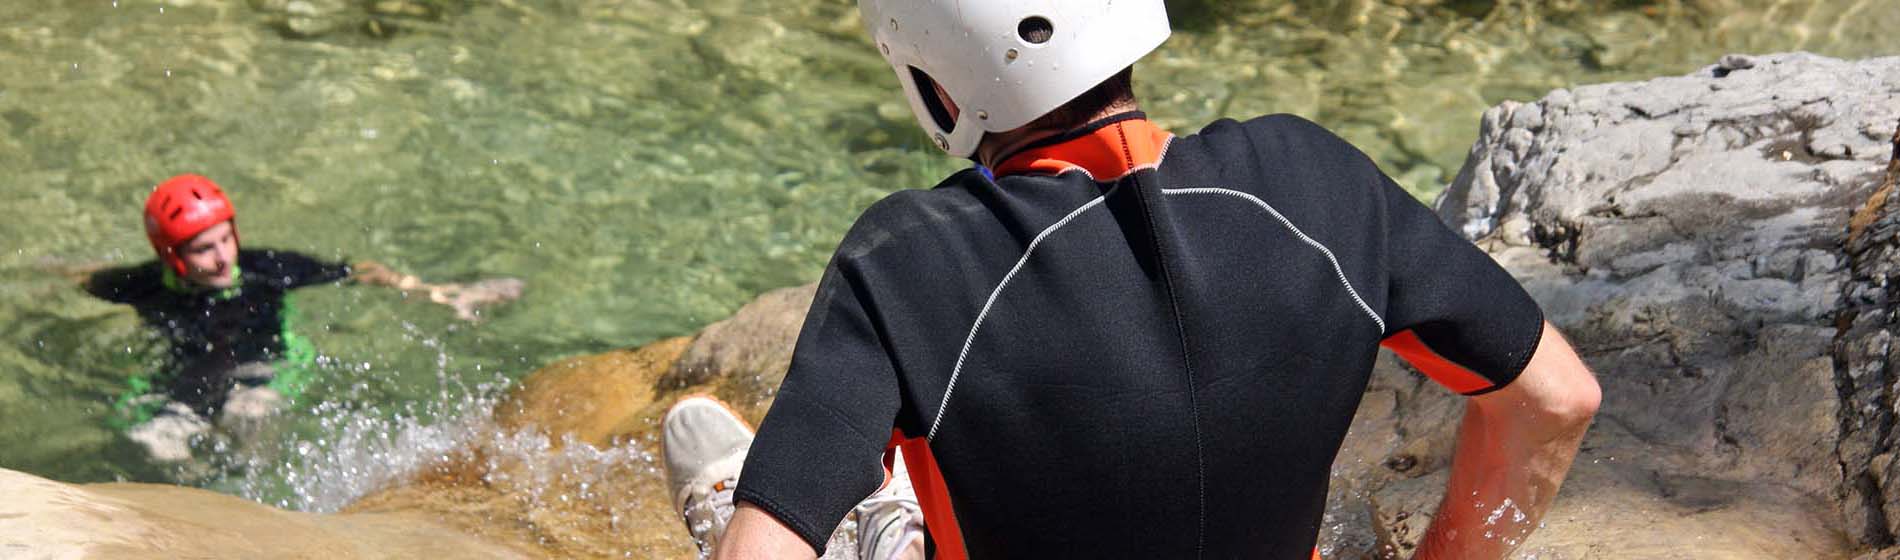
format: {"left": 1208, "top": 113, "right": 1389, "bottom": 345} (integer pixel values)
{"left": 659, "top": 283, "right": 817, "bottom": 407}
{"left": 1398, "top": 52, "right": 1900, "bottom": 552}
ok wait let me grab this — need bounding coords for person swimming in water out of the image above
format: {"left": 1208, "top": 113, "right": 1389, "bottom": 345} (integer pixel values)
{"left": 83, "top": 173, "right": 524, "bottom": 462}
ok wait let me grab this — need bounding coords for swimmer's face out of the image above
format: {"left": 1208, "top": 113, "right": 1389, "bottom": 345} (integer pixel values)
{"left": 179, "top": 221, "right": 238, "bottom": 289}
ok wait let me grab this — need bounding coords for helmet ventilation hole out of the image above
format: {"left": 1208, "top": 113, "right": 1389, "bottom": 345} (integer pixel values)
{"left": 1017, "top": 16, "right": 1053, "bottom": 44}
{"left": 908, "top": 67, "right": 957, "bottom": 133}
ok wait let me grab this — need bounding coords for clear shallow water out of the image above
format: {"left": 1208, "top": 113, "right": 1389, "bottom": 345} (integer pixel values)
{"left": 0, "top": 0, "right": 1893, "bottom": 535}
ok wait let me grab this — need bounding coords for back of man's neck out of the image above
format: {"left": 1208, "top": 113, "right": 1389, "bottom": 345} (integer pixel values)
{"left": 977, "top": 101, "right": 1142, "bottom": 170}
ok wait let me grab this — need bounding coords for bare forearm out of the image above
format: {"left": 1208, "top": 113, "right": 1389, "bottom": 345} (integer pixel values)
{"left": 349, "top": 260, "right": 424, "bottom": 290}
{"left": 1414, "top": 323, "right": 1599, "bottom": 559}
{"left": 1413, "top": 399, "right": 1589, "bottom": 556}
{"left": 716, "top": 503, "right": 817, "bottom": 560}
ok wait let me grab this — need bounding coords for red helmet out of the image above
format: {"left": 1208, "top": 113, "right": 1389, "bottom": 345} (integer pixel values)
{"left": 144, "top": 174, "right": 238, "bottom": 275}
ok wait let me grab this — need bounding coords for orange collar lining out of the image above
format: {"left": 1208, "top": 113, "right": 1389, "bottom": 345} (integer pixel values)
{"left": 992, "top": 118, "right": 1173, "bottom": 181}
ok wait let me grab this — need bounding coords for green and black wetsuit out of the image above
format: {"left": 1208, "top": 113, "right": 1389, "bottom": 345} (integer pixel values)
{"left": 86, "top": 249, "right": 350, "bottom": 424}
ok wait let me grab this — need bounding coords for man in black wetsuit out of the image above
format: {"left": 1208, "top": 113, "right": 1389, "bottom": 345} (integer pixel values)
{"left": 707, "top": 2, "right": 1603, "bottom": 559}
{"left": 86, "top": 174, "right": 521, "bottom": 462}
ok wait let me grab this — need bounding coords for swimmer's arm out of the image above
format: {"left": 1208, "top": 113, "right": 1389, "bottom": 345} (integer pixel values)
{"left": 348, "top": 260, "right": 424, "bottom": 290}
{"left": 716, "top": 503, "right": 818, "bottom": 560}
{"left": 56, "top": 261, "right": 158, "bottom": 303}
{"left": 349, "top": 260, "right": 524, "bottom": 321}
{"left": 1412, "top": 322, "right": 1600, "bottom": 560}
{"left": 53, "top": 262, "right": 113, "bottom": 284}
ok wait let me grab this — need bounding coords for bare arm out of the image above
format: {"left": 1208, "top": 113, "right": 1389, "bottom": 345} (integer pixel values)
{"left": 1413, "top": 321, "right": 1600, "bottom": 559}
{"left": 351, "top": 260, "right": 523, "bottom": 321}
{"left": 349, "top": 260, "right": 425, "bottom": 290}
{"left": 715, "top": 502, "right": 818, "bottom": 560}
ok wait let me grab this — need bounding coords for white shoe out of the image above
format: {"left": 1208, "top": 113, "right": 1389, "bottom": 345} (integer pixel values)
{"left": 662, "top": 396, "right": 755, "bottom": 557}
{"left": 853, "top": 448, "right": 926, "bottom": 560}
{"left": 126, "top": 402, "right": 211, "bottom": 463}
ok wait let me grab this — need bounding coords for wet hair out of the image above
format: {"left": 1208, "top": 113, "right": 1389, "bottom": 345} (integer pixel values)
{"left": 1026, "top": 66, "right": 1136, "bottom": 132}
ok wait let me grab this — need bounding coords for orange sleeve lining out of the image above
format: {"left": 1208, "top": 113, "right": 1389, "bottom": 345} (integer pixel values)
{"left": 1380, "top": 329, "right": 1496, "bottom": 395}
{"left": 889, "top": 430, "right": 968, "bottom": 560}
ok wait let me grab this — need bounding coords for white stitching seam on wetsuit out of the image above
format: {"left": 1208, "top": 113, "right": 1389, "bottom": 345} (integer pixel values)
{"left": 927, "top": 192, "right": 1115, "bottom": 441}
{"left": 929, "top": 137, "right": 1177, "bottom": 441}
{"left": 1160, "top": 187, "right": 1388, "bottom": 334}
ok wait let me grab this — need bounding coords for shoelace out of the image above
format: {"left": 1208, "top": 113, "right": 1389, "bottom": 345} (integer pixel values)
{"left": 853, "top": 493, "right": 923, "bottom": 560}
{"left": 683, "top": 478, "right": 739, "bottom": 558}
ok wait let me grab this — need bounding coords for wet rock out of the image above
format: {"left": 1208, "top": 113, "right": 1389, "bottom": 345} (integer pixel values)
{"left": 1369, "top": 449, "right": 1852, "bottom": 558}
{"left": 341, "top": 285, "right": 822, "bottom": 559}
{"left": 493, "top": 336, "right": 692, "bottom": 448}
{"left": 350, "top": 334, "right": 701, "bottom": 559}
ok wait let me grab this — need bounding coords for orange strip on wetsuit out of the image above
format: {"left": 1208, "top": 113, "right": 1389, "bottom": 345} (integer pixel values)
{"left": 992, "top": 117, "right": 1172, "bottom": 180}
{"left": 888, "top": 430, "right": 968, "bottom": 560}
{"left": 1380, "top": 329, "right": 1496, "bottom": 394}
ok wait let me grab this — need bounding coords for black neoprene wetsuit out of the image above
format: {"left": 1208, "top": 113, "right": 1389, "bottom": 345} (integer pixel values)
{"left": 87, "top": 249, "right": 350, "bottom": 417}
{"left": 734, "top": 114, "right": 1545, "bottom": 559}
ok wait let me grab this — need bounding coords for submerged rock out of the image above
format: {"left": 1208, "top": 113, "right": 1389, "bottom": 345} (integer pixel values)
{"left": 250, "top": 0, "right": 462, "bottom": 39}
{"left": 1349, "top": 52, "right": 1898, "bottom": 558}
{"left": 252, "top": 0, "right": 354, "bottom": 38}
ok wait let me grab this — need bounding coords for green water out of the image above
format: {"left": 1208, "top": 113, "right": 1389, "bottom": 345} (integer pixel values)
{"left": 0, "top": 0, "right": 1894, "bottom": 507}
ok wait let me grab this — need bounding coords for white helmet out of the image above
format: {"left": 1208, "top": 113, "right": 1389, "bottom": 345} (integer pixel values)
{"left": 859, "top": 0, "right": 1171, "bottom": 158}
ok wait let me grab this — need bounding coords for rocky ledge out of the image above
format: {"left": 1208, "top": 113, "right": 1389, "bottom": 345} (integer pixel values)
{"left": 1364, "top": 52, "right": 1898, "bottom": 558}
{"left": 3, "top": 53, "right": 1896, "bottom": 559}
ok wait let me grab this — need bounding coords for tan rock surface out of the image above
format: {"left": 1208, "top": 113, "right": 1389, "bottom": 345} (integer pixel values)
{"left": 493, "top": 335, "right": 693, "bottom": 448}
{"left": 0, "top": 468, "right": 526, "bottom": 559}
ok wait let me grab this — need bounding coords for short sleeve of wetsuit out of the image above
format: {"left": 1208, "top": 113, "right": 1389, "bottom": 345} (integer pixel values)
{"left": 241, "top": 249, "right": 351, "bottom": 290}
{"left": 733, "top": 255, "right": 903, "bottom": 554}
{"left": 84, "top": 263, "right": 165, "bottom": 305}
{"left": 1375, "top": 174, "right": 1545, "bottom": 395}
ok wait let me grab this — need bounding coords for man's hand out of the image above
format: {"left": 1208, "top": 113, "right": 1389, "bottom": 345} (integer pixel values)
{"left": 1412, "top": 321, "right": 1600, "bottom": 559}
{"left": 425, "top": 277, "right": 525, "bottom": 321}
